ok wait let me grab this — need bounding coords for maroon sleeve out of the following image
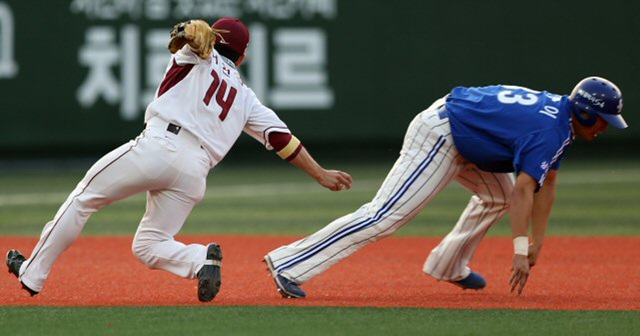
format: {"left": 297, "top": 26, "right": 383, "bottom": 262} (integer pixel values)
{"left": 268, "top": 132, "right": 292, "bottom": 152}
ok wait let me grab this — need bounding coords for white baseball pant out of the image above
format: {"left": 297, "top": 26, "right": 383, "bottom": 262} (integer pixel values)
{"left": 18, "top": 117, "right": 211, "bottom": 292}
{"left": 267, "top": 98, "right": 514, "bottom": 284}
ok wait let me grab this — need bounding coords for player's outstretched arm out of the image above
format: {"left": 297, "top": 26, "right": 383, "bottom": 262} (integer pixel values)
{"left": 268, "top": 132, "right": 351, "bottom": 192}
{"left": 529, "top": 169, "right": 558, "bottom": 267}
{"left": 508, "top": 172, "right": 537, "bottom": 295}
{"left": 288, "top": 146, "right": 352, "bottom": 192}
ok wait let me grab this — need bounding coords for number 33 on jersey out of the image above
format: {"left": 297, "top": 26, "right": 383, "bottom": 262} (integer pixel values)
{"left": 445, "top": 84, "right": 574, "bottom": 189}
{"left": 497, "top": 85, "right": 562, "bottom": 119}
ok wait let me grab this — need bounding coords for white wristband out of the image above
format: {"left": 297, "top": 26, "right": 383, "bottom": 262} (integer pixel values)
{"left": 513, "top": 236, "right": 529, "bottom": 256}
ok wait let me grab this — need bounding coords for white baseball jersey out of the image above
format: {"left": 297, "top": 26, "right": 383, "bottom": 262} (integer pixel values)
{"left": 146, "top": 45, "right": 290, "bottom": 166}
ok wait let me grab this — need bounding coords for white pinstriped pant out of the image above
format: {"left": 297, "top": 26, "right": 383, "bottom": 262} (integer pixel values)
{"left": 267, "top": 98, "right": 515, "bottom": 284}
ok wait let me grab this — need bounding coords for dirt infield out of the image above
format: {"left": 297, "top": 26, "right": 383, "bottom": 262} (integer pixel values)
{"left": 1, "top": 236, "right": 638, "bottom": 310}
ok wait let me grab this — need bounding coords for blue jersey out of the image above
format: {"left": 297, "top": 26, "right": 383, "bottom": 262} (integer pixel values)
{"left": 446, "top": 85, "right": 574, "bottom": 189}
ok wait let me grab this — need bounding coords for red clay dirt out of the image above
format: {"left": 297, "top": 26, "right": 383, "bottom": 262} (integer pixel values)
{"left": 1, "top": 236, "right": 638, "bottom": 310}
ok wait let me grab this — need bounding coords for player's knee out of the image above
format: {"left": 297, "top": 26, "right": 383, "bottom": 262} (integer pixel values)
{"left": 497, "top": 192, "right": 511, "bottom": 210}
{"left": 493, "top": 195, "right": 510, "bottom": 209}
{"left": 131, "top": 238, "right": 156, "bottom": 268}
{"left": 499, "top": 178, "right": 515, "bottom": 205}
{"left": 131, "top": 241, "right": 147, "bottom": 263}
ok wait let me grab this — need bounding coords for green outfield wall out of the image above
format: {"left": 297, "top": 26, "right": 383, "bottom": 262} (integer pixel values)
{"left": 0, "top": 1, "right": 638, "bottom": 156}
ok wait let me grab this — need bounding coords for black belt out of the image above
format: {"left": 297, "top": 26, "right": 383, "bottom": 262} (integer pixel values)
{"left": 144, "top": 122, "right": 182, "bottom": 135}
{"left": 166, "top": 123, "right": 181, "bottom": 135}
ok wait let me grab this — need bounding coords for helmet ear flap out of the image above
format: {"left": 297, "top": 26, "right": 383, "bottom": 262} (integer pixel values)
{"left": 571, "top": 105, "right": 598, "bottom": 127}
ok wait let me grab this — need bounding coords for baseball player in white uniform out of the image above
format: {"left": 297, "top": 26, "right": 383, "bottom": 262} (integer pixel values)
{"left": 6, "top": 18, "right": 352, "bottom": 302}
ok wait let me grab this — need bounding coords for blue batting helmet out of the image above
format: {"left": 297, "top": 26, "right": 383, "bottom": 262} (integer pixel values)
{"left": 569, "top": 76, "right": 627, "bottom": 129}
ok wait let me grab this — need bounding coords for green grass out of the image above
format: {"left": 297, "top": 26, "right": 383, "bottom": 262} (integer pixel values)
{"left": 0, "top": 306, "right": 638, "bottom": 336}
{"left": 1, "top": 160, "right": 639, "bottom": 236}
{"left": 1, "top": 159, "right": 639, "bottom": 335}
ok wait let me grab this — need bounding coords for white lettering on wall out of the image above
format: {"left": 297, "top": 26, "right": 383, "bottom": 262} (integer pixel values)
{"left": 76, "top": 27, "right": 121, "bottom": 107}
{"left": 70, "top": 0, "right": 337, "bottom": 21}
{"left": 121, "top": 25, "right": 140, "bottom": 120}
{"left": 0, "top": 2, "right": 18, "bottom": 78}
{"left": 72, "top": 0, "right": 337, "bottom": 119}
{"left": 271, "top": 28, "right": 332, "bottom": 108}
{"left": 76, "top": 26, "right": 170, "bottom": 120}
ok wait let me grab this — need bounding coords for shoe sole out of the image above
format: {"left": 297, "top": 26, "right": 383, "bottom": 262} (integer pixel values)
{"left": 198, "top": 244, "right": 222, "bottom": 302}
{"left": 450, "top": 281, "right": 485, "bottom": 290}
{"left": 6, "top": 249, "right": 24, "bottom": 277}
{"left": 6, "top": 249, "right": 39, "bottom": 296}
{"left": 263, "top": 255, "right": 304, "bottom": 299}
{"left": 450, "top": 273, "right": 486, "bottom": 290}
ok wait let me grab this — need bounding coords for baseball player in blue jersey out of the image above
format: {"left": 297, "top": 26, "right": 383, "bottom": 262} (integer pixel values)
{"left": 264, "top": 76, "right": 627, "bottom": 298}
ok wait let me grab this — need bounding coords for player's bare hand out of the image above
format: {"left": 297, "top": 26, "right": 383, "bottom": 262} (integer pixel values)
{"left": 509, "top": 254, "right": 530, "bottom": 295}
{"left": 317, "top": 170, "right": 352, "bottom": 192}
{"left": 527, "top": 243, "right": 542, "bottom": 268}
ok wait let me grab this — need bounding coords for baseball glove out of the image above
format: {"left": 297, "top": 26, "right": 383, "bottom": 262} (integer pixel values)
{"left": 167, "top": 20, "right": 228, "bottom": 59}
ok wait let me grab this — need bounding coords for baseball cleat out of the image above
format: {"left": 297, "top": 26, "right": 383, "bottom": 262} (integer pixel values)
{"left": 451, "top": 271, "right": 487, "bottom": 290}
{"left": 6, "top": 249, "right": 39, "bottom": 296}
{"left": 196, "top": 243, "right": 222, "bottom": 302}
{"left": 6, "top": 249, "right": 25, "bottom": 278}
{"left": 263, "top": 255, "right": 306, "bottom": 298}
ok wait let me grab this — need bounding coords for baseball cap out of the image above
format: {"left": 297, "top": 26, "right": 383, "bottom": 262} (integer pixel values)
{"left": 212, "top": 18, "right": 250, "bottom": 55}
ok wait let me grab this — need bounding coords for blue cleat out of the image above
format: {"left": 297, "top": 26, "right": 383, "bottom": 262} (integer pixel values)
{"left": 263, "top": 255, "right": 306, "bottom": 298}
{"left": 451, "top": 271, "right": 486, "bottom": 290}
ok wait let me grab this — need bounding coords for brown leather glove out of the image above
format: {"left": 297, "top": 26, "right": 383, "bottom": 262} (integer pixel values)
{"left": 167, "top": 20, "right": 228, "bottom": 59}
